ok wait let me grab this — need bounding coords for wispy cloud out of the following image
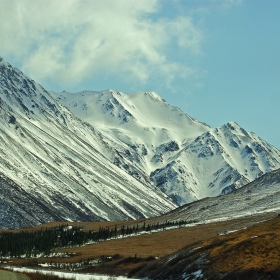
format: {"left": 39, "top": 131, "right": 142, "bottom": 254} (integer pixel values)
{"left": 0, "top": 0, "right": 203, "bottom": 89}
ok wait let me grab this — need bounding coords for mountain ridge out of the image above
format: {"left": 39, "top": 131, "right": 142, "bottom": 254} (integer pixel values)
{"left": 52, "top": 89, "right": 280, "bottom": 205}
{"left": 0, "top": 58, "right": 176, "bottom": 229}
{"left": 1, "top": 57, "right": 280, "bottom": 229}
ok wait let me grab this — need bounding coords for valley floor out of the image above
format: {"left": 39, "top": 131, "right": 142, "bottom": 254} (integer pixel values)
{"left": 1, "top": 211, "right": 279, "bottom": 279}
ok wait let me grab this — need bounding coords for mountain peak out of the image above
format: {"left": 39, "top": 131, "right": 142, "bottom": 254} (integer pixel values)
{"left": 0, "top": 57, "right": 18, "bottom": 71}
{"left": 130, "top": 90, "right": 165, "bottom": 102}
{"left": 0, "top": 58, "right": 65, "bottom": 122}
{"left": 221, "top": 121, "right": 241, "bottom": 130}
{"left": 0, "top": 56, "right": 7, "bottom": 65}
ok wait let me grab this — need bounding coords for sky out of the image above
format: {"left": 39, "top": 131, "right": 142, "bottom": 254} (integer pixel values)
{"left": 0, "top": 0, "right": 279, "bottom": 148}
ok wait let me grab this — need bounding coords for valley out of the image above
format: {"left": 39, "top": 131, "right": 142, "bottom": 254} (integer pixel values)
{"left": 2, "top": 167, "right": 280, "bottom": 278}
{"left": 1, "top": 211, "right": 279, "bottom": 279}
{"left": 1, "top": 57, "right": 280, "bottom": 229}
{"left": 1, "top": 57, "right": 280, "bottom": 279}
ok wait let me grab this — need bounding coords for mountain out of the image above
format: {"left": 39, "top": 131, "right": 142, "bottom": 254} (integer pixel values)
{"left": 52, "top": 89, "right": 280, "bottom": 205}
{"left": 1, "top": 56, "right": 280, "bottom": 229}
{"left": 0, "top": 58, "right": 176, "bottom": 229}
{"left": 146, "top": 167, "right": 280, "bottom": 226}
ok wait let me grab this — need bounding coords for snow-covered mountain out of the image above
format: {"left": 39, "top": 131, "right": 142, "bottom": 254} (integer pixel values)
{"left": 131, "top": 168, "right": 280, "bottom": 280}
{"left": 52, "top": 89, "right": 280, "bottom": 205}
{"left": 0, "top": 58, "right": 176, "bottom": 229}
{"left": 1, "top": 56, "right": 280, "bottom": 229}
{"left": 151, "top": 167, "right": 280, "bottom": 226}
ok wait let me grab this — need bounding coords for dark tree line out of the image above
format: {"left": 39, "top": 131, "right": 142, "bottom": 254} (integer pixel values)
{"left": 0, "top": 224, "right": 120, "bottom": 258}
{"left": 0, "top": 219, "right": 198, "bottom": 258}
{"left": 140, "top": 219, "right": 198, "bottom": 233}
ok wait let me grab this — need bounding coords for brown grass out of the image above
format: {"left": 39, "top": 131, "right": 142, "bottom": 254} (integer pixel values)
{"left": 2, "top": 210, "right": 275, "bottom": 234}
{"left": 0, "top": 219, "right": 147, "bottom": 233}
{"left": 204, "top": 216, "right": 280, "bottom": 274}
{"left": 5, "top": 212, "right": 275, "bottom": 264}
{"left": 53, "top": 212, "right": 278, "bottom": 261}
{"left": 127, "top": 214, "right": 280, "bottom": 279}
{"left": 3, "top": 211, "right": 279, "bottom": 278}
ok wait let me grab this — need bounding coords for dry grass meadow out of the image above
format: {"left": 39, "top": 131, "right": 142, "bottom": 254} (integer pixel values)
{"left": 206, "top": 215, "right": 280, "bottom": 274}
{"left": 2, "top": 211, "right": 280, "bottom": 277}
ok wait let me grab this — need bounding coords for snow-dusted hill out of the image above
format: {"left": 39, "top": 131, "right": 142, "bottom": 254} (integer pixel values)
{"left": 151, "top": 168, "right": 280, "bottom": 229}
{"left": 52, "top": 90, "right": 280, "bottom": 205}
{"left": 131, "top": 169, "right": 280, "bottom": 280}
{"left": 0, "top": 58, "right": 176, "bottom": 229}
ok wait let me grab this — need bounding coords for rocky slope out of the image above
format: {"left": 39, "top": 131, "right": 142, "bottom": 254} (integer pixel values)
{"left": 147, "top": 168, "right": 280, "bottom": 226}
{"left": 0, "top": 58, "right": 176, "bottom": 229}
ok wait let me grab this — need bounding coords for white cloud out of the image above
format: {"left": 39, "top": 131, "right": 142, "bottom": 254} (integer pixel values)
{"left": 0, "top": 0, "right": 203, "bottom": 89}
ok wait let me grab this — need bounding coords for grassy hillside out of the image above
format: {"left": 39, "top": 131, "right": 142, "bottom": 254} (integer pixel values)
{"left": 131, "top": 215, "right": 280, "bottom": 279}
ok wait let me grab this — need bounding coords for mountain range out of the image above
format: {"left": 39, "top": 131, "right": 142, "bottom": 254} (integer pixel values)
{"left": 52, "top": 89, "right": 280, "bottom": 205}
{"left": 0, "top": 58, "right": 175, "bottom": 229}
{"left": 1, "top": 57, "right": 280, "bottom": 229}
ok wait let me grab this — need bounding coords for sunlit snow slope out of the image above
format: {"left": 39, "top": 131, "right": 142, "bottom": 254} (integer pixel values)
{"left": 52, "top": 90, "right": 280, "bottom": 205}
{"left": 0, "top": 58, "right": 176, "bottom": 229}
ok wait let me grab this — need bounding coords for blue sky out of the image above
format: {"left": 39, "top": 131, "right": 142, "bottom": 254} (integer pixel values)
{"left": 0, "top": 0, "right": 279, "bottom": 148}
